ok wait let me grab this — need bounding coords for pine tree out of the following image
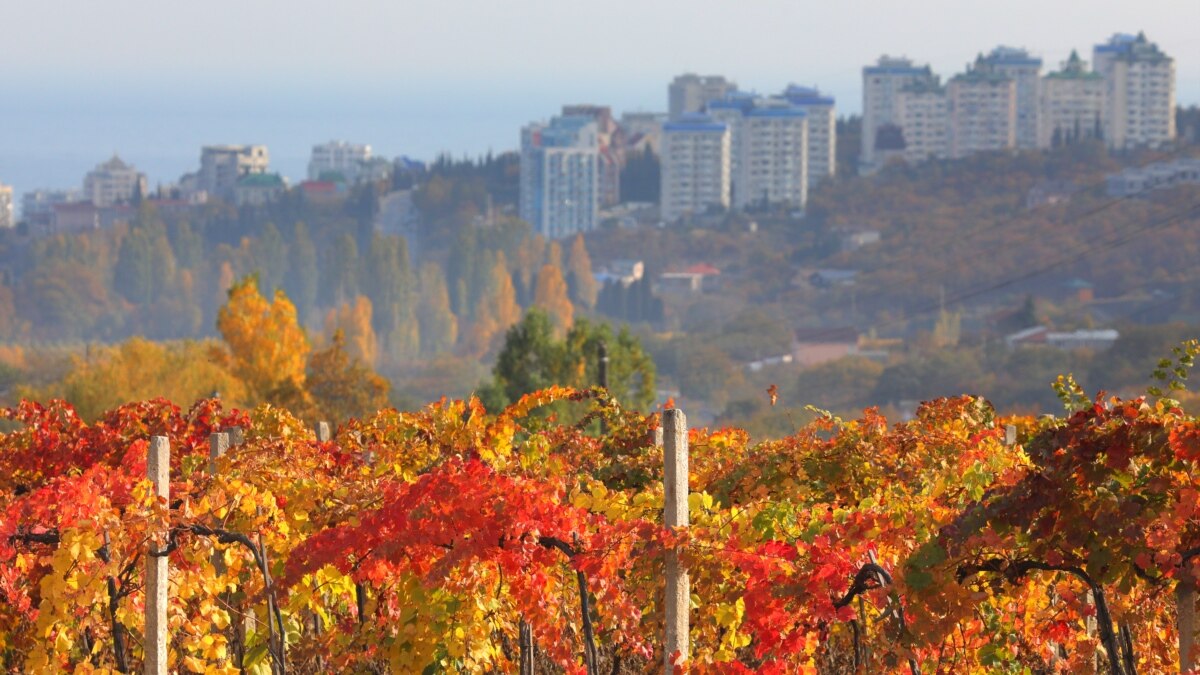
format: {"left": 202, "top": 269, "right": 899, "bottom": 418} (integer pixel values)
{"left": 566, "top": 234, "right": 597, "bottom": 310}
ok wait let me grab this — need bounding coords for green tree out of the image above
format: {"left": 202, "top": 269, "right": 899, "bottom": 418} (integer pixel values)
{"left": 285, "top": 222, "right": 318, "bottom": 322}
{"left": 416, "top": 263, "right": 458, "bottom": 354}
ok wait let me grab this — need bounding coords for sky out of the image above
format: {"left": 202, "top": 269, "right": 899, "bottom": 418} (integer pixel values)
{"left": 2, "top": 0, "right": 1198, "bottom": 198}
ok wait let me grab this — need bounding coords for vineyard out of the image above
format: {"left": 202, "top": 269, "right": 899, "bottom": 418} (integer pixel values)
{"left": 4, "top": 365, "right": 1200, "bottom": 673}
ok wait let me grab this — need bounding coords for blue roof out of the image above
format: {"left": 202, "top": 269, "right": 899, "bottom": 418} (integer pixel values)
{"left": 746, "top": 107, "right": 807, "bottom": 119}
{"left": 664, "top": 121, "right": 727, "bottom": 133}
{"left": 783, "top": 85, "right": 835, "bottom": 105}
{"left": 864, "top": 65, "right": 929, "bottom": 76}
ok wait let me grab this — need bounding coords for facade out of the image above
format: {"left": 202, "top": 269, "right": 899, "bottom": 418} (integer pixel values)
{"left": 982, "top": 47, "right": 1042, "bottom": 149}
{"left": 1106, "top": 158, "right": 1200, "bottom": 197}
{"left": 619, "top": 112, "right": 666, "bottom": 154}
{"left": 861, "top": 56, "right": 937, "bottom": 172}
{"left": 233, "top": 173, "right": 287, "bottom": 207}
{"left": 562, "top": 105, "right": 624, "bottom": 206}
{"left": 947, "top": 60, "right": 1017, "bottom": 159}
{"left": 895, "top": 79, "right": 950, "bottom": 163}
{"left": 198, "top": 145, "right": 270, "bottom": 200}
{"left": 21, "top": 189, "right": 80, "bottom": 227}
{"left": 735, "top": 102, "right": 808, "bottom": 210}
{"left": 83, "top": 155, "right": 148, "bottom": 207}
{"left": 1094, "top": 32, "right": 1175, "bottom": 149}
{"left": 1039, "top": 51, "right": 1106, "bottom": 148}
{"left": 0, "top": 184, "right": 12, "bottom": 228}
{"left": 308, "top": 141, "right": 371, "bottom": 182}
{"left": 668, "top": 74, "right": 736, "bottom": 120}
{"left": 782, "top": 85, "right": 837, "bottom": 187}
{"left": 660, "top": 115, "right": 731, "bottom": 223}
{"left": 519, "top": 115, "right": 600, "bottom": 239}
{"left": 705, "top": 92, "right": 755, "bottom": 188}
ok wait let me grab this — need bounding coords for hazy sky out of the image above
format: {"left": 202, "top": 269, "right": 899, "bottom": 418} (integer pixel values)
{"left": 2, "top": 1, "right": 1197, "bottom": 194}
{"left": 8, "top": 0, "right": 1198, "bottom": 104}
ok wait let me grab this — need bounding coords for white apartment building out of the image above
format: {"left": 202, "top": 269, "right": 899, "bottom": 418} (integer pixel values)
{"left": 782, "top": 85, "right": 837, "bottom": 187}
{"left": 198, "top": 145, "right": 270, "bottom": 200}
{"left": 982, "top": 47, "right": 1042, "bottom": 149}
{"left": 519, "top": 115, "right": 600, "bottom": 239}
{"left": 705, "top": 92, "right": 755, "bottom": 186}
{"left": 1038, "top": 51, "right": 1105, "bottom": 148}
{"left": 308, "top": 141, "right": 371, "bottom": 182}
{"left": 83, "top": 155, "right": 148, "bottom": 207}
{"left": 947, "top": 62, "right": 1017, "bottom": 159}
{"left": 895, "top": 80, "right": 949, "bottom": 163}
{"left": 1094, "top": 32, "right": 1175, "bottom": 149}
{"left": 660, "top": 115, "right": 731, "bottom": 223}
{"left": 0, "top": 184, "right": 13, "bottom": 228}
{"left": 735, "top": 103, "right": 808, "bottom": 210}
{"left": 861, "top": 56, "right": 938, "bottom": 173}
{"left": 21, "top": 189, "right": 80, "bottom": 225}
{"left": 668, "top": 74, "right": 736, "bottom": 120}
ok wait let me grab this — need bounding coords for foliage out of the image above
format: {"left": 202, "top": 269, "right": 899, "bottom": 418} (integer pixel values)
{"left": 216, "top": 276, "right": 310, "bottom": 404}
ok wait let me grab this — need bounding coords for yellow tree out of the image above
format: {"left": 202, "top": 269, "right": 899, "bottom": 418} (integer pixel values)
{"left": 533, "top": 263, "right": 573, "bottom": 336}
{"left": 216, "top": 276, "right": 310, "bottom": 404}
{"left": 490, "top": 251, "right": 521, "bottom": 330}
{"left": 416, "top": 263, "right": 458, "bottom": 354}
{"left": 306, "top": 330, "right": 390, "bottom": 423}
{"left": 566, "top": 234, "right": 597, "bottom": 310}
{"left": 324, "top": 295, "right": 379, "bottom": 367}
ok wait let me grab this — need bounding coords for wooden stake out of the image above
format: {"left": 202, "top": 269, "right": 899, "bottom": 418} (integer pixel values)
{"left": 145, "top": 436, "right": 169, "bottom": 675}
{"left": 662, "top": 409, "right": 689, "bottom": 672}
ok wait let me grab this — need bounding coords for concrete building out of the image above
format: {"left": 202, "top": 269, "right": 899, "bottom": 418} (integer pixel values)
{"left": 83, "top": 155, "right": 147, "bottom": 207}
{"left": 519, "top": 115, "right": 600, "bottom": 239}
{"left": 705, "top": 92, "right": 755, "bottom": 188}
{"left": 308, "top": 141, "right": 371, "bottom": 182}
{"left": 947, "top": 59, "right": 1017, "bottom": 159}
{"left": 1094, "top": 32, "right": 1176, "bottom": 149}
{"left": 1039, "top": 51, "right": 1106, "bottom": 148}
{"left": 895, "top": 78, "right": 949, "bottom": 163}
{"left": 198, "top": 145, "right": 270, "bottom": 200}
{"left": 782, "top": 85, "right": 837, "bottom": 187}
{"left": 1106, "top": 158, "right": 1200, "bottom": 197}
{"left": 0, "top": 184, "right": 12, "bottom": 228}
{"left": 735, "top": 100, "right": 809, "bottom": 210}
{"left": 21, "top": 189, "right": 81, "bottom": 227}
{"left": 619, "top": 112, "right": 666, "bottom": 154}
{"left": 668, "top": 74, "right": 736, "bottom": 120}
{"left": 233, "top": 173, "right": 287, "bottom": 207}
{"left": 660, "top": 114, "right": 731, "bottom": 223}
{"left": 562, "top": 105, "right": 624, "bottom": 206}
{"left": 982, "top": 47, "right": 1042, "bottom": 149}
{"left": 861, "top": 56, "right": 938, "bottom": 172}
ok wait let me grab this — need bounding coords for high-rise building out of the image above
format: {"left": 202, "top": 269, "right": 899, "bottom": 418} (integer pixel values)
{"left": 782, "top": 85, "right": 837, "bottom": 186}
{"left": 83, "top": 155, "right": 148, "bottom": 207}
{"left": 947, "top": 59, "right": 1017, "bottom": 159}
{"left": 735, "top": 100, "right": 808, "bottom": 210}
{"left": 895, "top": 78, "right": 950, "bottom": 163}
{"left": 668, "top": 74, "right": 736, "bottom": 120}
{"left": 1038, "top": 51, "right": 1105, "bottom": 148}
{"left": 706, "top": 92, "right": 755, "bottom": 186}
{"left": 519, "top": 115, "right": 599, "bottom": 239}
{"left": 861, "top": 56, "right": 938, "bottom": 173}
{"left": 981, "top": 47, "right": 1042, "bottom": 149}
{"left": 562, "top": 105, "right": 624, "bottom": 206}
{"left": 660, "top": 114, "right": 731, "bottom": 223}
{"left": 1094, "top": 32, "right": 1175, "bottom": 149}
{"left": 0, "top": 184, "right": 13, "bottom": 228}
{"left": 308, "top": 141, "right": 371, "bottom": 182}
{"left": 619, "top": 112, "right": 667, "bottom": 155}
{"left": 198, "top": 145, "right": 270, "bottom": 200}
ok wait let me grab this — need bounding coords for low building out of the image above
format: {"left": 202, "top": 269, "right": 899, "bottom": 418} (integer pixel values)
{"left": 842, "top": 229, "right": 881, "bottom": 251}
{"left": 793, "top": 326, "right": 859, "bottom": 366}
{"left": 299, "top": 180, "right": 348, "bottom": 205}
{"left": 50, "top": 202, "right": 99, "bottom": 234}
{"left": 809, "top": 269, "right": 858, "bottom": 288}
{"left": 21, "top": 189, "right": 81, "bottom": 228}
{"left": 233, "top": 173, "right": 287, "bottom": 207}
{"left": 1106, "top": 159, "right": 1200, "bottom": 197}
{"left": 1005, "top": 325, "right": 1119, "bottom": 351}
{"left": 595, "top": 259, "right": 645, "bottom": 288}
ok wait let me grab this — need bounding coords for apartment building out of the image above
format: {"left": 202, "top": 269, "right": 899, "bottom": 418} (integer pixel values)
{"left": 981, "top": 47, "right": 1042, "bottom": 149}
{"left": 562, "top": 105, "right": 624, "bottom": 206}
{"left": 1038, "top": 51, "right": 1105, "bottom": 148}
{"left": 198, "top": 145, "right": 270, "bottom": 200}
{"left": 705, "top": 91, "right": 755, "bottom": 186}
{"left": 1094, "top": 32, "right": 1175, "bottom": 149}
{"left": 861, "top": 56, "right": 938, "bottom": 173}
{"left": 308, "top": 141, "right": 371, "bottom": 182}
{"left": 0, "top": 184, "right": 12, "bottom": 228}
{"left": 660, "top": 114, "right": 731, "bottom": 223}
{"left": 519, "top": 115, "right": 600, "bottom": 239}
{"left": 895, "top": 79, "right": 949, "bottom": 163}
{"left": 83, "top": 155, "right": 148, "bottom": 207}
{"left": 735, "top": 101, "right": 808, "bottom": 210}
{"left": 782, "top": 85, "right": 837, "bottom": 186}
{"left": 947, "top": 59, "right": 1017, "bottom": 159}
{"left": 668, "top": 74, "right": 736, "bottom": 120}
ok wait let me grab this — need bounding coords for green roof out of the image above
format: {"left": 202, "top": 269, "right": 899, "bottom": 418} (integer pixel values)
{"left": 237, "top": 173, "right": 285, "bottom": 188}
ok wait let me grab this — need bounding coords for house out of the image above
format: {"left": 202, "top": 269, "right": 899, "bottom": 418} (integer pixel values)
{"left": 793, "top": 326, "right": 859, "bottom": 366}
{"left": 841, "top": 230, "right": 881, "bottom": 252}
{"left": 1005, "top": 325, "right": 1119, "bottom": 351}
{"left": 809, "top": 269, "right": 858, "bottom": 288}
{"left": 595, "top": 259, "right": 645, "bottom": 288}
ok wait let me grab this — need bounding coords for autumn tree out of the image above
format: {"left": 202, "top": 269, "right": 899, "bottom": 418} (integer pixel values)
{"left": 324, "top": 295, "right": 379, "bottom": 367}
{"left": 216, "top": 275, "right": 310, "bottom": 404}
{"left": 284, "top": 221, "right": 318, "bottom": 322}
{"left": 416, "top": 262, "right": 458, "bottom": 354}
{"left": 366, "top": 234, "right": 418, "bottom": 362}
{"left": 305, "top": 329, "right": 390, "bottom": 422}
{"left": 533, "top": 263, "right": 573, "bottom": 335}
{"left": 566, "top": 233, "right": 597, "bottom": 310}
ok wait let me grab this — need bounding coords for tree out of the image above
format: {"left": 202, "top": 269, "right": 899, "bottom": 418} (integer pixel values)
{"left": 416, "top": 263, "right": 458, "bottom": 354}
{"left": 324, "top": 233, "right": 359, "bottom": 307}
{"left": 533, "top": 263, "right": 573, "bottom": 336}
{"left": 216, "top": 276, "right": 310, "bottom": 403}
{"left": 324, "top": 296, "right": 379, "bottom": 367}
{"left": 566, "top": 234, "right": 597, "bottom": 310}
{"left": 305, "top": 329, "right": 390, "bottom": 423}
{"left": 285, "top": 222, "right": 318, "bottom": 322}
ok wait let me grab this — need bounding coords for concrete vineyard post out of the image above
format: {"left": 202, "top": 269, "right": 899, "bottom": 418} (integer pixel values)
{"left": 145, "top": 436, "right": 170, "bottom": 675}
{"left": 662, "top": 409, "right": 689, "bottom": 672}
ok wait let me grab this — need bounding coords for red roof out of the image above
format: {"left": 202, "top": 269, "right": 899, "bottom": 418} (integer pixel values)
{"left": 301, "top": 181, "right": 339, "bottom": 194}
{"left": 682, "top": 263, "right": 721, "bottom": 276}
